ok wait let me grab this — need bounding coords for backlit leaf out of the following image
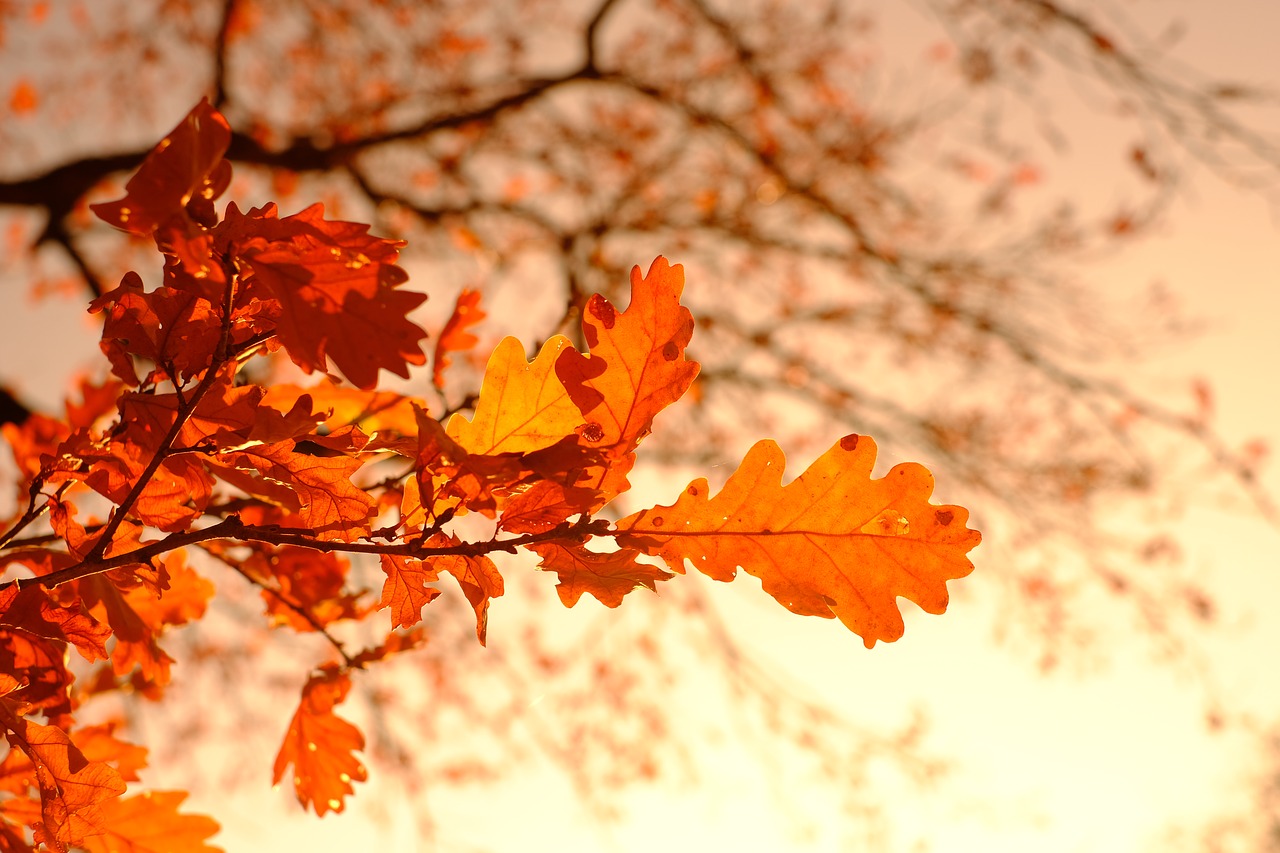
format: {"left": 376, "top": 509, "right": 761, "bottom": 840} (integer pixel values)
{"left": 614, "top": 434, "right": 981, "bottom": 648}
{"left": 436, "top": 552, "right": 503, "bottom": 646}
{"left": 378, "top": 555, "right": 442, "bottom": 630}
{"left": 222, "top": 439, "right": 375, "bottom": 542}
{"left": 80, "top": 791, "right": 222, "bottom": 853}
{"left": 433, "top": 288, "right": 486, "bottom": 387}
{"left": 556, "top": 256, "right": 699, "bottom": 505}
{"left": 527, "top": 541, "right": 673, "bottom": 608}
{"left": 229, "top": 203, "right": 428, "bottom": 390}
{"left": 0, "top": 704, "right": 127, "bottom": 851}
{"left": 446, "top": 336, "right": 583, "bottom": 455}
{"left": 272, "top": 667, "right": 367, "bottom": 817}
{"left": 90, "top": 99, "right": 231, "bottom": 235}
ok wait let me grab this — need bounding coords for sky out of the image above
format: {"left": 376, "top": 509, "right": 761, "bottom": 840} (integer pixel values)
{"left": 2, "top": 1, "right": 1279, "bottom": 852}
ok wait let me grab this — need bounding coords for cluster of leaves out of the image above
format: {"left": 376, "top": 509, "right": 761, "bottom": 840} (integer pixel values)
{"left": 1, "top": 0, "right": 1269, "bottom": 676}
{"left": 0, "top": 101, "right": 979, "bottom": 849}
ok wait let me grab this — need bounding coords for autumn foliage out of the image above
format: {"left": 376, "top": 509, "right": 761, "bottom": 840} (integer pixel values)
{"left": 0, "top": 101, "right": 979, "bottom": 849}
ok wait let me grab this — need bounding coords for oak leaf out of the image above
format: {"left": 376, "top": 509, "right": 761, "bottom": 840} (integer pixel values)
{"left": 227, "top": 202, "right": 428, "bottom": 389}
{"left": 272, "top": 667, "right": 367, "bottom": 817}
{"left": 79, "top": 578, "right": 175, "bottom": 688}
{"left": 221, "top": 439, "right": 375, "bottom": 542}
{"left": 440, "top": 553, "right": 504, "bottom": 646}
{"left": 80, "top": 791, "right": 222, "bottom": 853}
{"left": 378, "top": 555, "right": 442, "bottom": 630}
{"left": 89, "top": 272, "right": 221, "bottom": 387}
{"left": 0, "top": 704, "right": 127, "bottom": 851}
{"left": 0, "top": 584, "right": 110, "bottom": 663}
{"left": 447, "top": 336, "right": 584, "bottom": 455}
{"left": 433, "top": 288, "right": 486, "bottom": 387}
{"left": 90, "top": 98, "right": 231, "bottom": 235}
{"left": 496, "top": 479, "right": 602, "bottom": 534}
{"left": 349, "top": 628, "right": 429, "bottom": 669}
{"left": 527, "top": 541, "right": 673, "bottom": 608}
{"left": 249, "top": 547, "right": 363, "bottom": 632}
{"left": 614, "top": 434, "right": 981, "bottom": 648}
{"left": 262, "top": 380, "right": 422, "bottom": 437}
{"left": 555, "top": 256, "right": 699, "bottom": 505}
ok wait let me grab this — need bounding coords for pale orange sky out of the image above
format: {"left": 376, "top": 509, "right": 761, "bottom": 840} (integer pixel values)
{"left": 1, "top": 1, "right": 1279, "bottom": 852}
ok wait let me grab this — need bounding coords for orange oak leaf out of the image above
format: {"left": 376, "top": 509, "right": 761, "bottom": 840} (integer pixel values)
{"left": 433, "top": 288, "right": 486, "bottom": 387}
{"left": 228, "top": 202, "right": 428, "bottom": 390}
{"left": 555, "top": 256, "right": 699, "bottom": 505}
{"left": 527, "top": 541, "right": 673, "bottom": 608}
{"left": 614, "top": 434, "right": 981, "bottom": 648}
{"left": 79, "top": 578, "right": 175, "bottom": 687}
{"left": 272, "top": 667, "right": 367, "bottom": 817}
{"left": 221, "top": 439, "right": 375, "bottom": 542}
{"left": 408, "top": 407, "right": 524, "bottom": 522}
{"left": 72, "top": 440, "right": 213, "bottom": 533}
{"left": 80, "top": 791, "right": 222, "bottom": 853}
{"left": 496, "top": 479, "right": 602, "bottom": 534}
{"left": 432, "top": 550, "right": 504, "bottom": 646}
{"left": 64, "top": 377, "right": 127, "bottom": 432}
{"left": 0, "top": 704, "right": 127, "bottom": 851}
{"left": 90, "top": 98, "right": 231, "bottom": 235}
{"left": 124, "top": 551, "right": 214, "bottom": 633}
{"left": 446, "top": 336, "right": 584, "bottom": 455}
{"left": 0, "top": 584, "right": 110, "bottom": 663}
{"left": 0, "top": 628, "right": 74, "bottom": 724}
{"left": 2, "top": 413, "right": 70, "bottom": 481}
{"left": 378, "top": 555, "right": 442, "bottom": 630}
{"left": 71, "top": 724, "right": 149, "bottom": 783}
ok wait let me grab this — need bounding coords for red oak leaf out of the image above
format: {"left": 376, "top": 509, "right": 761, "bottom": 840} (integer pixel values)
{"left": 73, "top": 440, "right": 213, "bottom": 533}
{"left": 116, "top": 366, "right": 261, "bottom": 455}
{"left": 91, "top": 98, "right": 231, "bottom": 235}
{"left": 0, "top": 628, "right": 74, "bottom": 724}
{"left": 555, "top": 256, "right": 699, "bottom": 506}
{"left": 272, "top": 667, "right": 367, "bottom": 817}
{"left": 0, "top": 584, "right": 110, "bottom": 663}
{"left": 527, "top": 541, "right": 673, "bottom": 608}
{"left": 225, "top": 202, "right": 428, "bottom": 390}
{"left": 89, "top": 271, "right": 221, "bottom": 386}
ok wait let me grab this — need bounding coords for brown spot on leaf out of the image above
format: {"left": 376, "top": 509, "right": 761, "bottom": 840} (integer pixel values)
{"left": 686, "top": 485, "right": 699, "bottom": 497}
{"left": 661, "top": 341, "right": 679, "bottom": 361}
{"left": 650, "top": 515, "right": 664, "bottom": 528}
{"left": 588, "top": 296, "right": 616, "bottom": 330}
{"left": 577, "top": 422, "right": 605, "bottom": 443}
{"left": 839, "top": 434, "right": 860, "bottom": 451}
{"left": 935, "top": 509, "right": 954, "bottom": 526}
